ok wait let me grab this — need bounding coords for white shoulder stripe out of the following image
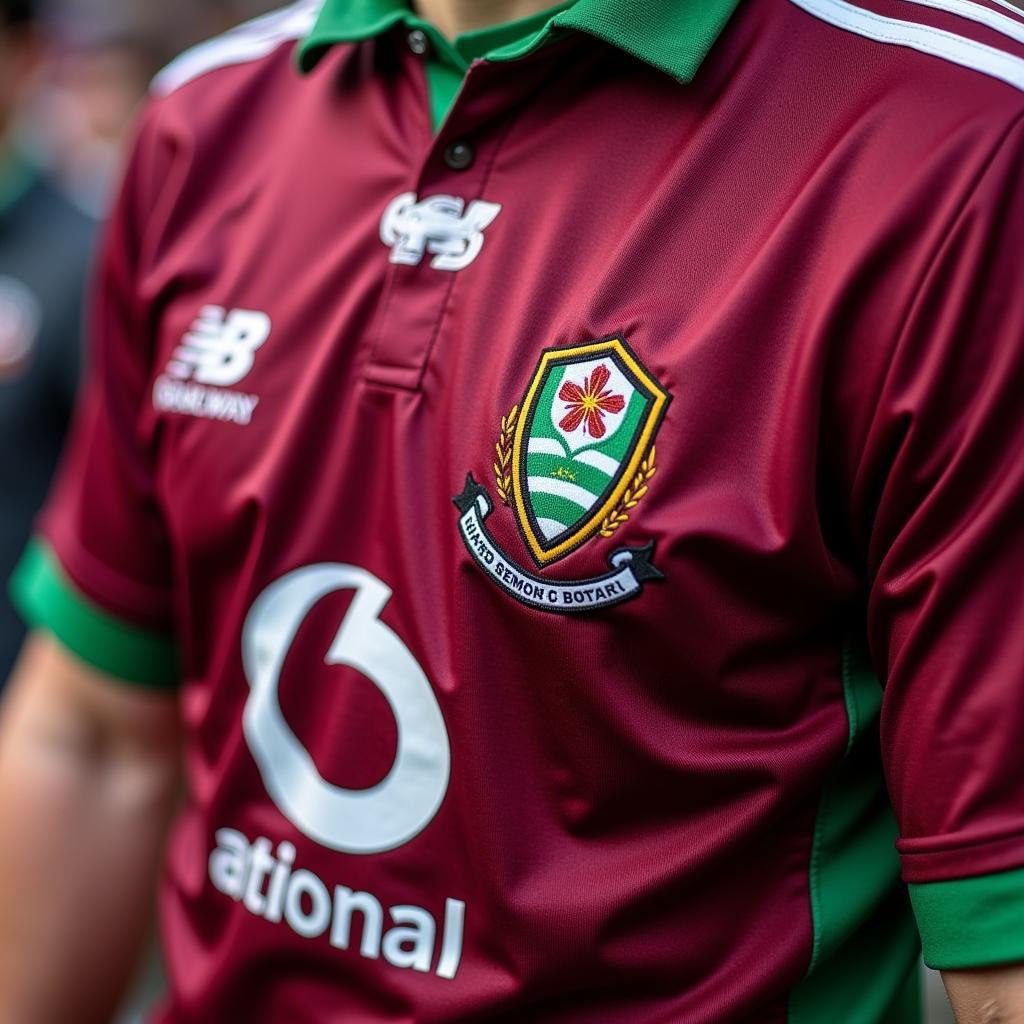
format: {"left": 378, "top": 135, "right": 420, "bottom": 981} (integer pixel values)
{"left": 987, "top": 0, "right": 1024, "bottom": 20}
{"left": 902, "top": 0, "right": 1024, "bottom": 44}
{"left": 151, "top": 0, "right": 323, "bottom": 97}
{"left": 788, "top": 0, "right": 1024, "bottom": 91}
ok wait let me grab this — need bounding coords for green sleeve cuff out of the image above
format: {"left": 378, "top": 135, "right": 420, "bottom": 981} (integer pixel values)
{"left": 9, "top": 538, "right": 179, "bottom": 689}
{"left": 909, "top": 866, "right": 1024, "bottom": 969}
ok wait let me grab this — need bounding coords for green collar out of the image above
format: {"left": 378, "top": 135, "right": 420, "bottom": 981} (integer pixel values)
{"left": 298, "top": 0, "right": 742, "bottom": 83}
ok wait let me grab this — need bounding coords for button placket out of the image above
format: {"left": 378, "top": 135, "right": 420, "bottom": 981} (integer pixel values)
{"left": 365, "top": 164, "right": 495, "bottom": 389}
{"left": 363, "top": 59, "right": 541, "bottom": 391}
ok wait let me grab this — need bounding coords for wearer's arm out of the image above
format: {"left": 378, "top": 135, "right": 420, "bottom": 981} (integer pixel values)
{"left": 0, "top": 630, "right": 181, "bottom": 1024}
{"left": 942, "top": 965, "right": 1024, "bottom": 1024}
{"left": 853, "top": 115, "right": 1024, "bottom": 1011}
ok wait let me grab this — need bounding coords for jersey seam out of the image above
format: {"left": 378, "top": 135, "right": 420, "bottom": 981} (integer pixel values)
{"left": 805, "top": 796, "right": 827, "bottom": 976}
{"left": 909, "top": 865, "right": 1024, "bottom": 884}
{"left": 899, "top": 828, "right": 1024, "bottom": 859}
{"left": 41, "top": 526, "right": 175, "bottom": 621}
{"left": 804, "top": 636, "right": 857, "bottom": 978}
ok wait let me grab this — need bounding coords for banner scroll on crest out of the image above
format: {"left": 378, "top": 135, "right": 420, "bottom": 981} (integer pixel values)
{"left": 453, "top": 475, "right": 662, "bottom": 613}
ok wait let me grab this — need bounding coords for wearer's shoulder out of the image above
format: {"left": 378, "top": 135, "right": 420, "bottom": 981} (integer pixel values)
{"left": 754, "top": 0, "right": 1024, "bottom": 246}
{"left": 774, "top": 0, "right": 1024, "bottom": 132}
{"left": 119, "top": 0, "right": 328, "bottom": 240}
{"left": 150, "top": 0, "right": 323, "bottom": 100}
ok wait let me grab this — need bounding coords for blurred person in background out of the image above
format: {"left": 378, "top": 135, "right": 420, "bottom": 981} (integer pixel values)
{"left": 0, "top": 0, "right": 271, "bottom": 684}
{"left": 20, "top": 27, "right": 163, "bottom": 215}
{"left": 0, "top": 0, "right": 95, "bottom": 686}
{"left": 13, "top": 0, "right": 266, "bottom": 218}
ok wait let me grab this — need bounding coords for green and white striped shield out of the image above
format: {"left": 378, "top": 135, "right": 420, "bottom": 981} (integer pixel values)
{"left": 511, "top": 337, "right": 670, "bottom": 566}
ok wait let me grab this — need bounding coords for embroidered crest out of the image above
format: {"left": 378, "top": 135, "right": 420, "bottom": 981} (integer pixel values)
{"left": 455, "top": 336, "right": 671, "bottom": 613}
{"left": 510, "top": 337, "right": 668, "bottom": 565}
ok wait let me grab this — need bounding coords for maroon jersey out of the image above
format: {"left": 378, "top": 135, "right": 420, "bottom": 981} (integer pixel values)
{"left": 13, "top": 0, "right": 1024, "bottom": 1019}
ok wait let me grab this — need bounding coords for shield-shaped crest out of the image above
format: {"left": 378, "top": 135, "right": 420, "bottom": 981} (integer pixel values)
{"left": 511, "top": 336, "right": 670, "bottom": 566}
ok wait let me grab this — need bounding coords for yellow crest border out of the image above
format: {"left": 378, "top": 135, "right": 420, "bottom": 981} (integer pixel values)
{"left": 510, "top": 336, "right": 669, "bottom": 567}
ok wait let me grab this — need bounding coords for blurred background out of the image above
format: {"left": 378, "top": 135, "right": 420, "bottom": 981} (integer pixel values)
{"left": 0, "top": 1, "right": 959, "bottom": 1021}
{"left": 0, "top": 0, "right": 284, "bottom": 687}
{"left": 9, "top": 0, "right": 279, "bottom": 217}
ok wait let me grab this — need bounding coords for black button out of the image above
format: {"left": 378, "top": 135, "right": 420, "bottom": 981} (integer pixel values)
{"left": 407, "top": 29, "right": 429, "bottom": 55}
{"left": 443, "top": 140, "right": 475, "bottom": 171}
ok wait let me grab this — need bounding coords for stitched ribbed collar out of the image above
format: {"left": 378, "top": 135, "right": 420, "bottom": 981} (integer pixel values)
{"left": 298, "top": 0, "right": 742, "bottom": 83}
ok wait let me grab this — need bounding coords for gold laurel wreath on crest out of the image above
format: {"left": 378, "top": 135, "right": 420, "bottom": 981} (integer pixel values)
{"left": 599, "top": 445, "right": 657, "bottom": 537}
{"left": 494, "top": 405, "right": 519, "bottom": 505}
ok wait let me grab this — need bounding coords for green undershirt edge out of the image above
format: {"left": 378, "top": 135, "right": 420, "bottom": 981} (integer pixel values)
{"left": 9, "top": 538, "right": 179, "bottom": 688}
{"left": 788, "top": 636, "right": 921, "bottom": 1024}
{"left": 789, "top": 637, "right": 1024, "bottom": 1022}
{"left": 399, "top": 3, "right": 573, "bottom": 132}
{"left": 297, "top": 0, "right": 745, "bottom": 132}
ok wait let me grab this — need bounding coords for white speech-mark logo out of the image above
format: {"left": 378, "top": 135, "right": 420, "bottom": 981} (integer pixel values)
{"left": 241, "top": 564, "right": 451, "bottom": 855}
{"left": 380, "top": 192, "right": 501, "bottom": 271}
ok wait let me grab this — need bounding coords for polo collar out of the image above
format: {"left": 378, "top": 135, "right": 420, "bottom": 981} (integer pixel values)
{"left": 298, "top": 0, "right": 742, "bottom": 83}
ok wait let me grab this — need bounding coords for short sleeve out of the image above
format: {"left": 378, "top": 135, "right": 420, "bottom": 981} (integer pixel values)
{"left": 861, "top": 115, "right": 1024, "bottom": 969}
{"left": 10, "top": 105, "right": 179, "bottom": 688}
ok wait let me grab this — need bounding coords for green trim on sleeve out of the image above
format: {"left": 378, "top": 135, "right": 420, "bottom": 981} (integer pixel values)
{"left": 9, "top": 538, "right": 180, "bottom": 689}
{"left": 910, "top": 867, "right": 1024, "bottom": 970}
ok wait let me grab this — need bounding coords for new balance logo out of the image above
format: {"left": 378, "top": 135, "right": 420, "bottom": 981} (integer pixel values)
{"left": 167, "top": 305, "right": 271, "bottom": 386}
{"left": 154, "top": 306, "right": 270, "bottom": 426}
{"left": 380, "top": 192, "right": 502, "bottom": 271}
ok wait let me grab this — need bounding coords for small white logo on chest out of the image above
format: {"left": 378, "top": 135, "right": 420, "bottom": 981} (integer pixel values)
{"left": 154, "top": 306, "right": 270, "bottom": 426}
{"left": 380, "top": 192, "right": 501, "bottom": 271}
{"left": 167, "top": 305, "right": 271, "bottom": 386}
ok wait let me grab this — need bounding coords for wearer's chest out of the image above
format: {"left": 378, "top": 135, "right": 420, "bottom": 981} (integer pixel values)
{"left": 142, "top": 40, "right": 901, "bottom": 676}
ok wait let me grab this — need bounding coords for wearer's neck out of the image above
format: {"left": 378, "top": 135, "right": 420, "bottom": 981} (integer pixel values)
{"left": 413, "top": 0, "right": 553, "bottom": 38}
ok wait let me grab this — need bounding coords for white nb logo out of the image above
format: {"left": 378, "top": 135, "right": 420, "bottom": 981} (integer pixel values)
{"left": 380, "top": 192, "right": 502, "bottom": 271}
{"left": 167, "top": 305, "right": 272, "bottom": 386}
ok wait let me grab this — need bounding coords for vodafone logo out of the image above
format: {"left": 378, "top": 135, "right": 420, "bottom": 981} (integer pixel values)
{"left": 153, "top": 306, "right": 270, "bottom": 426}
{"left": 212, "top": 565, "right": 463, "bottom": 980}
{"left": 241, "top": 563, "right": 451, "bottom": 855}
